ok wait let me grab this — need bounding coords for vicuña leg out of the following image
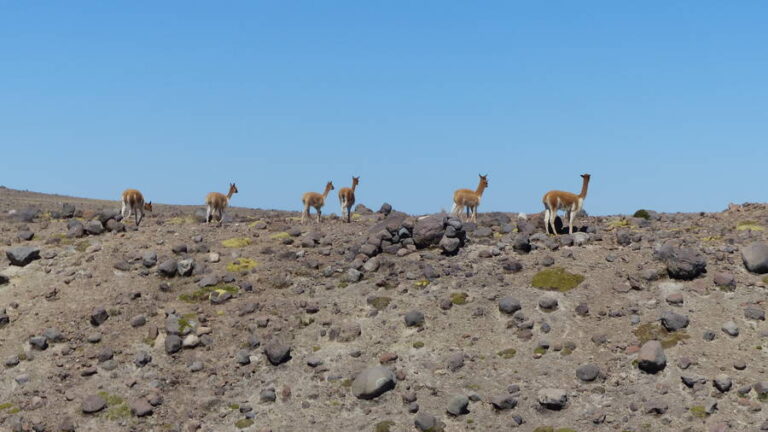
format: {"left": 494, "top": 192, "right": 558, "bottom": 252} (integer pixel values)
{"left": 568, "top": 209, "right": 575, "bottom": 234}
{"left": 544, "top": 209, "right": 550, "bottom": 234}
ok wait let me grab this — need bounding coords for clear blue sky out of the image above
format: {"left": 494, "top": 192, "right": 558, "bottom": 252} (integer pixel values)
{"left": 1, "top": 2, "right": 766, "bottom": 215}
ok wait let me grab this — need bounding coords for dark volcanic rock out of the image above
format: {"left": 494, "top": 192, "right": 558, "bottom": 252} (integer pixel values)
{"left": 742, "top": 242, "right": 768, "bottom": 274}
{"left": 6, "top": 246, "right": 40, "bottom": 266}
{"left": 664, "top": 247, "right": 706, "bottom": 280}
{"left": 90, "top": 307, "right": 109, "bottom": 326}
{"left": 264, "top": 340, "right": 291, "bottom": 365}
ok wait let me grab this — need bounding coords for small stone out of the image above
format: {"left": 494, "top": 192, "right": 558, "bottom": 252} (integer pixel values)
{"left": 538, "top": 296, "right": 558, "bottom": 310}
{"left": 90, "top": 307, "right": 109, "bottom": 326}
{"left": 182, "top": 334, "right": 200, "bottom": 348}
{"left": 404, "top": 310, "right": 425, "bottom": 327}
{"left": 81, "top": 395, "right": 107, "bottom": 414}
{"left": 235, "top": 350, "right": 251, "bottom": 365}
{"left": 537, "top": 388, "right": 568, "bottom": 410}
{"left": 29, "top": 336, "right": 48, "bottom": 350}
{"left": 713, "top": 374, "right": 732, "bottom": 392}
{"left": 264, "top": 340, "right": 291, "bottom": 365}
{"left": 722, "top": 321, "right": 739, "bottom": 337}
{"left": 351, "top": 366, "right": 396, "bottom": 400}
{"left": 158, "top": 259, "right": 178, "bottom": 277}
{"left": 576, "top": 364, "right": 600, "bottom": 382}
{"left": 165, "top": 334, "right": 182, "bottom": 354}
{"left": 498, "top": 296, "right": 522, "bottom": 315}
{"left": 134, "top": 351, "right": 152, "bottom": 367}
{"left": 489, "top": 394, "right": 517, "bottom": 410}
{"left": 130, "top": 399, "right": 154, "bottom": 417}
{"left": 637, "top": 341, "right": 666, "bottom": 373}
{"left": 414, "top": 413, "right": 439, "bottom": 432}
{"left": 745, "top": 305, "right": 765, "bottom": 321}
{"left": 130, "top": 315, "right": 147, "bottom": 327}
{"left": 713, "top": 272, "right": 735, "bottom": 288}
{"left": 660, "top": 310, "right": 689, "bottom": 331}
{"left": 446, "top": 394, "right": 469, "bottom": 416}
{"left": 176, "top": 258, "right": 194, "bottom": 277}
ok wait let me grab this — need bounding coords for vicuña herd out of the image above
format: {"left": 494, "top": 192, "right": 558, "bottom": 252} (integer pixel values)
{"left": 119, "top": 173, "right": 591, "bottom": 235}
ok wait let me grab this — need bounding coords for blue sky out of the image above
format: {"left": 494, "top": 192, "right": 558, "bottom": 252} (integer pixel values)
{"left": 1, "top": 2, "right": 766, "bottom": 215}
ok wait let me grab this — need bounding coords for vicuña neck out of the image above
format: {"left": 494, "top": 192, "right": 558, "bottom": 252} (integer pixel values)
{"left": 476, "top": 182, "right": 487, "bottom": 197}
{"left": 579, "top": 178, "right": 590, "bottom": 198}
{"left": 323, "top": 185, "right": 332, "bottom": 198}
{"left": 227, "top": 190, "right": 235, "bottom": 199}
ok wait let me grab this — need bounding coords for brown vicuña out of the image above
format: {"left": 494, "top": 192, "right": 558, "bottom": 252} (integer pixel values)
{"left": 451, "top": 174, "right": 488, "bottom": 222}
{"left": 338, "top": 176, "right": 359, "bottom": 223}
{"left": 205, "top": 183, "right": 238, "bottom": 225}
{"left": 542, "top": 173, "right": 591, "bottom": 235}
{"left": 301, "top": 181, "right": 334, "bottom": 223}
{"left": 121, "top": 189, "right": 152, "bottom": 226}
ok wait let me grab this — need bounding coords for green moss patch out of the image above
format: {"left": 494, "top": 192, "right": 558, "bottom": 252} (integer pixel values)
{"left": 167, "top": 216, "right": 197, "bottom": 225}
{"left": 226, "top": 258, "right": 258, "bottom": 272}
{"left": 737, "top": 221, "right": 765, "bottom": 231}
{"left": 450, "top": 292, "right": 468, "bottom": 305}
{"left": 532, "top": 267, "right": 584, "bottom": 292}
{"left": 0, "top": 402, "right": 15, "bottom": 411}
{"left": 374, "top": 421, "right": 395, "bottom": 432}
{"left": 413, "top": 341, "right": 425, "bottom": 349}
{"left": 633, "top": 322, "right": 690, "bottom": 348}
{"left": 497, "top": 348, "right": 517, "bottom": 359}
{"left": 221, "top": 237, "right": 251, "bottom": 248}
{"left": 414, "top": 279, "right": 430, "bottom": 288}
{"left": 269, "top": 232, "right": 291, "bottom": 240}
{"left": 607, "top": 218, "right": 632, "bottom": 229}
{"left": 367, "top": 296, "right": 392, "bottom": 310}
{"left": 179, "top": 284, "right": 239, "bottom": 303}
{"left": 690, "top": 405, "right": 708, "bottom": 418}
{"left": 75, "top": 240, "right": 90, "bottom": 252}
{"left": 235, "top": 418, "right": 254, "bottom": 429}
{"left": 97, "top": 392, "right": 130, "bottom": 421}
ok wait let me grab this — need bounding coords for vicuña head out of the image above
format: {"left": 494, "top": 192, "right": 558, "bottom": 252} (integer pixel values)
{"left": 121, "top": 189, "right": 151, "bottom": 226}
{"left": 542, "top": 173, "right": 591, "bottom": 235}
{"left": 451, "top": 174, "right": 488, "bottom": 222}
{"left": 205, "top": 182, "right": 238, "bottom": 225}
{"left": 302, "top": 181, "right": 334, "bottom": 224}
{"left": 338, "top": 176, "right": 360, "bottom": 223}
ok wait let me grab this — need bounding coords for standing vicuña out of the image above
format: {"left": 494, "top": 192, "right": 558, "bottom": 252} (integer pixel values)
{"left": 301, "top": 181, "right": 334, "bottom": 223}
{"left": 338, "top": 176, "right": 359, "bottom": 223}
{"left": 205, "top": 183, "right": 238, "bottom": 225}
{"left": 542, "top": 173, "right": 591, "bottom": 235}
{"left": 121, "top": 189, "right": 152, "bottom": 226}
{"left": 451, "top": 174, "right": 488, "bottom": 222}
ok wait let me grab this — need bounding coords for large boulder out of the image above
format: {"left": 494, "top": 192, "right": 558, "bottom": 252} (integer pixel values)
{"left": 351, "top": 366, "right": 396, "bottom": 400}
{"left": 537, "top": 388, "right": 568, "bottom": 410}
{"left": 637, "top": 340, "right": 666, "bottom": 373}
{"left": 664, "top": 247, "right": 706, "bottom": 280}
{"left": 742, "top": 242, "right": 768, "bottom": 274}
{"left": 413, "top": 215, "right": 447, "bottom": 248}
{"left": 6, "top": 246, "right": 40, "bottom": 266}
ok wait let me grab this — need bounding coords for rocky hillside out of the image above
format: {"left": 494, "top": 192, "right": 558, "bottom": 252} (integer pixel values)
{"left": 1, "top": 186, "right": 768, "bottom": 432}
